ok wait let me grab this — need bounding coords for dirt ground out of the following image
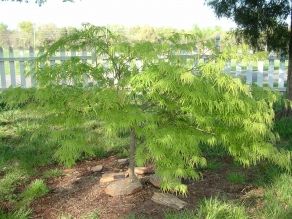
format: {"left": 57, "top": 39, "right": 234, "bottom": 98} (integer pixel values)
{"left": 31, "top": 156, "right": 263, "bottom": 219}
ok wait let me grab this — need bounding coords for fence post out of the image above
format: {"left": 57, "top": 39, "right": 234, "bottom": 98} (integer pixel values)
{"left": 0, "top": 47, "right": 7, "bottom": 89}
{"left": 29, "top": 46, "right": 36, "bottom": 87}
{"left": 257, "top": 61, "right": 264, "bottom": 87}
{"left": 82, "top": 50, "right": 88, "bottom": 86}
{"left": 19, "top": 48, "right": 26, "bottom": 88}
{"left": 9, "top": 47, "right": 16, "bottom": 87}
{"left": 278, "top": 51, "right": 286, "bottom": 90}
{"left": 268, "top": 52, "right": 275, "bottom": 88}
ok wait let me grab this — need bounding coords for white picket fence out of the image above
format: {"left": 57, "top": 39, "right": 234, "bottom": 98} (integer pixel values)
{"left": 0, "top": 47, "right": 288, "bottom": 91}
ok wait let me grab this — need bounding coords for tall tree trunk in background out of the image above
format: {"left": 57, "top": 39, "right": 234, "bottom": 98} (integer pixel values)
{"left": 129, "top": 128, "right": 138, "bottom": 181}
{"left": 288, "top": 1, "right": 292, "bottom": 100}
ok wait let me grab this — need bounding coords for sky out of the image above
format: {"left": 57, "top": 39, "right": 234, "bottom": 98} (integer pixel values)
{"left": 0, "top": 0, "right": 236, "bottom": 30}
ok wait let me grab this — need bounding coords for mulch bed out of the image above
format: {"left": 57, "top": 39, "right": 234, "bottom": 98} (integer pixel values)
{"left": 30, "top": 156, "right": 262, "bottom": 219}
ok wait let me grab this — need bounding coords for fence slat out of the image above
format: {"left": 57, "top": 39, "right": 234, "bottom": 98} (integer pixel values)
{"left": 50, "top": 55, "right": 56, "bottom": 67}
{"left": 0, "top": 47, "right": 6, "bottom": 89}
{"left": 257, "top": 61, "right": 264, "bottom": 87}
{"left": 268, "top": 53, "right": 275, "bottom": 88}
{"left": 60, "top": 49, "right": 66, "bottom": 84}
{"left": 29, "top": 47, "right": 36, "bottom": 87}
{"left": 70, "top": 50, "right": 77, "bottom": 85}
{"left": 224, "top": 61, "right": 231, "bottom": 74}
{"left": 235, "top": 61, "right": 241, "bottom": 77}
{"left": 9, "top": 47, "right": 16, "bottom": 87}
{"left": 91, "top": 50, "right": 97, "bottom": 66}
{"left": 278, "top": 57, "right": 286, "bottom": 90}
{"left": 19, "top": 48, "right": 26, "bottom": 88}
{"left": 246, "top": 63, "right": 253, "bottom": 85}
{"left": 82, "top": 50, "right": 88, "bottom": 86}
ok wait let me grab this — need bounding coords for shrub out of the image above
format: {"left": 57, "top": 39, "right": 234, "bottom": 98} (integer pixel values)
{"left": 35, "top": 25, "right": 292, "bottom": 194}
{"left": 2, "top": 25, "right": 291, "bottom": 193}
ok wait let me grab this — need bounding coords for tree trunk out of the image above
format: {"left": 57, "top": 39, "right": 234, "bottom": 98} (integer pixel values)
{"left": 288, "top": 1, "right": 292, "bottom": 100}
{"left": 129, "top": 128, "right": 138, "bottom": 181}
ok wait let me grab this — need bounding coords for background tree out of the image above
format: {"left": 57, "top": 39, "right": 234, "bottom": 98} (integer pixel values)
{"left": 206, "top": 0, "right": 292, "bottom": 100}
{"left": 0, "top": 23, "right": 8, "bottom": 32}
{"left": 18, "top": 21, "right": 34, "bottom": 48}
{"left": 36, "top": 24, "right": 62, "bottom": 46}
{"left": 0, "top": 23, "right": 10, "bottom": 47}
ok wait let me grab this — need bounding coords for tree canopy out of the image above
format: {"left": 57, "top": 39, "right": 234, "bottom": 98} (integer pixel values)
{"left": 206, "top": 0, "right": 292, "bottom": 100}
{"left": 206, "top": 0, "right": 290, "bottom": 51}
{"left": 2, "top": 25, "right": 290, "bottom": 194}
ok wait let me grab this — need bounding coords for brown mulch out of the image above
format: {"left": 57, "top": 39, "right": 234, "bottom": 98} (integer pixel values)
{"left": 30, "top": 156, "right": 261, "bottom": 219}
